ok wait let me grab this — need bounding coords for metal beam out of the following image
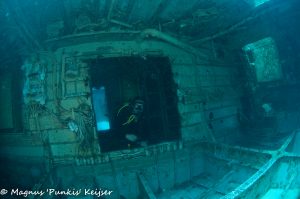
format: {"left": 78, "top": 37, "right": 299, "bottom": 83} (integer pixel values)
{"left": 107, "top": 0, "right": 116, "bottom": 20}
{"left": 138, "top": 174, "right": 157, "bottom": 199}
{"left": 149, "top": 0, "right": 171, "bottom": 24}
{"left": 191, "top": 1, "right": 286, "bottom": 45}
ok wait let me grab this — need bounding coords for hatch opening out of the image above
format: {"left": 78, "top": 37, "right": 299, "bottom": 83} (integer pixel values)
{"left": 89, "top": 56, "right": 181, "bottom": 152}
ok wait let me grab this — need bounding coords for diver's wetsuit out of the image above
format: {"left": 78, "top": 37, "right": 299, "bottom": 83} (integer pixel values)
{"left": 115, "top": 99, "right": 144, "bottom": 149}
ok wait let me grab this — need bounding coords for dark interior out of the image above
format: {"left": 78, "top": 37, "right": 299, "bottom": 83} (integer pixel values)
{"left": 89, "top": 56, "right": 180, "bottom": 152}
{"left": 0, "top": 67, "right": 22, "bottom": 133}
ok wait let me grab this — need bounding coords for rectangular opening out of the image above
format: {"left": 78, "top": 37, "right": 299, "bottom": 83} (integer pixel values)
{"left": 89, "top": 56, "right": 180, "bottom": 152}
{"left": 0, "top": 73, "right": 14, "bottom": 129}
{"left": 92, "top": 86, "right": 110, "bottom": 131}
{"left": 0, "top": 69, "right": 22, "bottom": 133}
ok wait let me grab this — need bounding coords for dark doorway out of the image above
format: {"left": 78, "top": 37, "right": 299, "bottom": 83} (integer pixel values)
{"left": 0, "top": 68, "right": 22, "bottom": 133}
{"left": 89, "top": 56, "right": 180, "bottom": 152}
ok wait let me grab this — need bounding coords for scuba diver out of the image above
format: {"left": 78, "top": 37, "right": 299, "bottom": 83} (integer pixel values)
{"left": 116, "top": 97, "right": 147, "bottom": 148}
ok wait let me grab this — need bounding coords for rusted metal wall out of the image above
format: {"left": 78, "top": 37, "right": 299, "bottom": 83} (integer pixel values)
{"left": 0, "top": 31, "right": 242, "bottom": 162}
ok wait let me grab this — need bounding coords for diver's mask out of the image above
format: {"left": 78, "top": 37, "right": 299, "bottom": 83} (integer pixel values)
{"left": 132, "top": 99, "right": 144, "bottom": 115}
